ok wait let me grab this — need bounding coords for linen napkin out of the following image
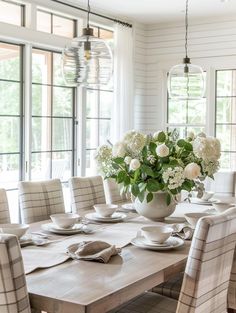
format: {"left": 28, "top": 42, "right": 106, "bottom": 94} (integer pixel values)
{"left": 67, "top": 240, "right": 122, "bottom": 263}
{"left": 171, "top": 223, "right": 194, "bottom": 240}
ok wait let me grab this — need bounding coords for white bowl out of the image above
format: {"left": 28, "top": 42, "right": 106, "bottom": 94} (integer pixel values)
{"left": 0, "top": 224, "right": 29, "bottom": 239}
{"left": 141, "top": 225, "right": 173, "bottom": 244}
{"left": 212, "top": 201, "right": 235, "bottom": 213}
{"left": 93, "top": 204, "right": 118, "bottom": 218}
{"left": 50, "top": 213, "right": 80, "bottom": 229}
{"left": 201, "top": 191, "right": 215, "bottom": 201}
{"left": 184, "top": 213, "right": 210, "bottom": 228}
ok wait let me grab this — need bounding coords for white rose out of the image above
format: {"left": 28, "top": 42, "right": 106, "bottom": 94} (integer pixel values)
{"left": 130, "top": 159, "right": 141, "bottom": 171}
{"left": 112, "top": 142, "right": 126, "bottom": 158}
{"left": 187, "top": 131, "right": 195, "bottom": 140}
{"left": 184, "top": 163, "right": 201, "bottom": 180}
{"left": 124, "top": 156, "right": 132, "bottom": 165}
{"left": 156, "top": 144, "right": 169, "bottom": 157}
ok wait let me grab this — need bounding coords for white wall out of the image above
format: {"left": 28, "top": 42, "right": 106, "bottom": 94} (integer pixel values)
{"left": 135, "top": 15, "right": 236, "bottom": 133}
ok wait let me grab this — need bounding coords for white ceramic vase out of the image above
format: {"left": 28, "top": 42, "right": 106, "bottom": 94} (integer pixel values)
{"left": 134, "top": 191, "right": 177, "bottom": 221}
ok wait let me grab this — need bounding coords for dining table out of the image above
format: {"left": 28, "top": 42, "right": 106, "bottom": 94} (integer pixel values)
{"left": 24, "top": 197, "right": 235, "bottom": 313}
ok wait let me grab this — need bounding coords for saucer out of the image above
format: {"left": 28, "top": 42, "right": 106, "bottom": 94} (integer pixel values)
{"left": 131, "top": 236, "right": 184, "bottom": 251}
{"left": 41, "top": 223, "right": 83, "bottom": 235}
{"left": 85, "top": 212, "right": 126, "bottom": 223}
{"left": 121, "top": 203, "right": 136, "bottom": 212}
{"left": 190, "top": 198, "right": 217, "bottom": 205}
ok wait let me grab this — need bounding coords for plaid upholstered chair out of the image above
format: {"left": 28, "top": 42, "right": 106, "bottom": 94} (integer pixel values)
{"left": 104, "top": 178, "right": 129, "bottom": 204}
{"left": 110, "top": 207, "right": 236, "bottom": 313}
{"left": 0, "top": 188, "right": 10, "bottom": 224}
{"left": 69, "top": 176, "right": 106, "bottom": 216}
{"left": 19, "top": 179, "right": 65, "bottom": 224}
{"left": 0, "top": 234, "right": 31, "bottom": 313}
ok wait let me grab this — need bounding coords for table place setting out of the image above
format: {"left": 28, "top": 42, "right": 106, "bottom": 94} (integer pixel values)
{"left": 84, "top": 203, "right": 127, "bottom": 223}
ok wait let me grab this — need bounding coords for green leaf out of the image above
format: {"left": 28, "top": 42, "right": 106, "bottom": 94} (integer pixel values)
{"left": 117, "top": 170, "right": 126, "bottom": 183}
{"left": 138, "top": 191, "right": 145, "bottom": 202}
{"left": 149, "top": 142, "right": 157, "bottom": 154}
{"left": 123, "top": 175, "right": 130, "bottom": 186}
{"left": 177, "top": 139, "right": 185, "bottom": 147}
{"left": 138, "top": 182, "right": 147, "bottom": 193}
{"left": 147, "top": 192, "right": 153, "bottom": 203}
{"left": 141, "top": 164, "right": 155, "bottom": 177}
{"left": 113, "top": 157, "right": 124, "bottom": 164}
{"left": 131, "top": 184, "right": 140, "bottom": 197}
{"left": 157, "top": 131, "right": 166, "bottom": 142}
{"left": 147, "top": 179, "right": 160, "bottom": 192}
{"left": 166, "top": 193, "right": 171, "bottom": 206}
{"left": 184, "top": 142, "right": 193, "bottom": 151}
{"left": 182, "top": 180, "right": 192, "bottom": 191}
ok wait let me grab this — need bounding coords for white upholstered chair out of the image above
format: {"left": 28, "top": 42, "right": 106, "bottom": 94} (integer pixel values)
{"left": 18, "top": 179, "right": 65, "bottom": 224}
{"left": 69, "top": 176, "right": 106, "bottom": 216}
{"left": 0, "top": 234, "right": 31, "bottom": 313}
{"left": 0, "top": 188, "right": 10, "bottom": 224}
{"left": 103, "top": 178, "right": 129, "bottom": 204}
{"left": 110, "top": 207, "right": 236, "bottom": 313}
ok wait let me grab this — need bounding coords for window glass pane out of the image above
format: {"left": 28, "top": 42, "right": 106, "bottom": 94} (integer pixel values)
{"left": 0, "top": 81, "right": 20, "bottom": 115}
{"left": 216, "top": 124, "right": 236, "bottom": 152}
{"left": 216, "top": 97, "right": 236, "bottom": 124}
{"left": 0, "top": 1, "right": 22, "bottom": 26}
{"left": 0, "top": 117, "right": 19, "bottom": 153}
{"left": 220, "top": 152, "right": 236, "bottom": 170}
{"left": 52, "top": 118, "right": 72, "bottom": 150}
{"left": 32, "top": 85, "right": 51, "bottom": 116}
{"left": 32, "top": 117, "right": 51, "bottom": 152}
{"left": 187, "top": 99, "right": 206, "bottom": 124}
{"left": 217, "top": 70, "right": 236, "bottom": 97}
{"left": 52, "top": 151, "right": 72, "bottom": 180}
{"left": 86, "top": 149, "right": 96, "bottom": 176}
{"left": 53, "top": 52, "right": 66, "bottom": 86}
{"left": 53, "top": 87, "right": 73, "bottom": 117}
{"left": 168, "top": 100, "right": 186, "bottom": 124}
{"left": 86, "top": 89, "right": 98, "bottom": 117}
{"left": 53, "top": 15, "right": 74, "bottom": 38}
{"left": 31, "top": 152, "right": 51, "bottom": 180}
{"left": 37, "top": 10, "right": 51, "bottom": 33}
{"left": 32, "top": 49, "right": 52, "bottom": 84}
{"left": 99, "top": 29, "right": 113, "bottom": 39}
{"left": 86, "top": 119, "right": 98, "bottom": 149}
{"left": 100, "top": 91, "right": 112, "bottom": 118}
{"left": 99, "top": 120, "right": 111, "bottom": 145}
{"left": 0, "top": 154, "right": 19, "bottom": 189}
{"left": 0, "top": 43, "right": 20, "bottom": 81}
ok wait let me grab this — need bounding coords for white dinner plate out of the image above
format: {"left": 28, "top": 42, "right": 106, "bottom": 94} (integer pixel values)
{"left": 131, "top": 236, "right": 184, "bottom": 251}
{"left": 85, "top": 212, "right": 127, "bottom": 223}
{"left": 41, "top": 223, "right": 83, "bottom": 235}
{"left": 190, "top": 198, "right": 217, "bottom": 205}
{"left": 121, "top": 203, "right": 137, "bottom": 212}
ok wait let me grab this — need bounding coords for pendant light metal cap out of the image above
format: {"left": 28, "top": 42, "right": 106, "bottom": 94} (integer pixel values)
{"left": 82, "top": 27, "right": 94, "bottom": 37}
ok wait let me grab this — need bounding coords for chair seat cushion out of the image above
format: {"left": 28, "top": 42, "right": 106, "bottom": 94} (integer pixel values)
{"left": 152, "top": 272, "right": 183, "bottom": 300}
{"left": 109, "top": 292, "right": 177, "bottom": 313}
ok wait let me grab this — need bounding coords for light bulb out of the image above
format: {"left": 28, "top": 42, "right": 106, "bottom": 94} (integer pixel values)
{"left": 84, "top": 49, "right": 91, "bottom": 60}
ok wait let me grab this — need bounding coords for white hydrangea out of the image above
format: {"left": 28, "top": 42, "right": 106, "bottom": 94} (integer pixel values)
{"left": 95, "top": 145, "right": 112, "bottom": 163}
{"left": 201, "top": 160, "right": 220, "bottom": 177}
{"left": 112, "top": 142, "right": 126, "bottom": 158}
{"left": 123, "top": 130, "right": 146, "bottom": 156}
{"left": 147, "top": 152, "right": 156, "bottom": 165}
{"left": 162, "top": 166, "right": 185, "bottom": 190}
{"left": 193, "top": 136, "right": 221, "bottom": 162}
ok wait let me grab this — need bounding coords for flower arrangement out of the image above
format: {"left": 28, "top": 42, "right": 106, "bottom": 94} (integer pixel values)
{"left": 95, "top": 130, "right": 221, "bottom": 204}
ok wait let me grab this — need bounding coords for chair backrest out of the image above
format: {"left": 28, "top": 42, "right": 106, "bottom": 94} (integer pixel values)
{"left": 0, "top": 188, "right": 10, "bottom": 224}
{"left": 0, "top": 234, "right": 31, "bottom": 313}
{"left": 176, "top": 207, "right": 236, "bottom": 313}
{"left": 19, "top": 179, "right": 65, "bottom": 224}
{"left": 228, "top": 251, "right": 236, "bottom": 309}
{"left": 204, "top": 171, "right": 236, "bottom": 196}
{"left": 103, "top": 178, "right": 129, "bottom": 204}
{"left": 69, "top": 176, "right": 106, "bottom": 216}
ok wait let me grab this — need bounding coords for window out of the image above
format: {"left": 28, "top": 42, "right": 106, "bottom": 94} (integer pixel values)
{"left": 31, "top": 49, "right": 76, "bottom": 181}
{"left": 37, "top": 10, "right": 76, "bottom": 38}
{"left": 216, "top": 70, "right": 236, "bottom": 169}
{"left": 167, "top": 73, "right": 206, "bottom": 137}
{"left": 0, "top": 0, "right": 24, "bottom": 26}
{"left": 85, "top": 27, "right": 113, "bottom": 175}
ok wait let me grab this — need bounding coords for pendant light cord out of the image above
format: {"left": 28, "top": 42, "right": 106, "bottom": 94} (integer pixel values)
{"left": 185, "top": 0, "right": 189, "bottom": 59}
{"left": 87, "top": 0, "right": 90, "bottom": 28}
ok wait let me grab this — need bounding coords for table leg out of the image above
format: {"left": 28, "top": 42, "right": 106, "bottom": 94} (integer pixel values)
{"left": 228, "top": 309, "right": 236, "bottom": 313}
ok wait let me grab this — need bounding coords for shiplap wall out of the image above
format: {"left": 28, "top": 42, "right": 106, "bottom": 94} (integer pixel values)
{"left": 134, "top": 15, "right": 236, "bottom": 133}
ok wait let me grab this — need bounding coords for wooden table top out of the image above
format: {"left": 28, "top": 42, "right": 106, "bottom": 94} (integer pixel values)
{"left": 25, "top": 214, "right": 191, "bottom": 313}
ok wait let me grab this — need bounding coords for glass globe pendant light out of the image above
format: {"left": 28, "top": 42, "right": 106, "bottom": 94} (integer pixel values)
{"left": 62, "top": 0, "right": 113, "bottom": 88}
{"left": 167, "top": 0, "right": 205, "bottom": 99}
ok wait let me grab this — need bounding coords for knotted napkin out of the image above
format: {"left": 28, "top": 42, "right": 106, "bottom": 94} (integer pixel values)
{"left": 67, "top": 240, "right": 122, "bottom": 263}
{"left": 171, "top": 223, "right": 194, "bottom": 240}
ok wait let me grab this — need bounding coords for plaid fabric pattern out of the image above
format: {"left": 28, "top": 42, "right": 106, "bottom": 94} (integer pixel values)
{"left": 0, "top": 234, "right": 31, "bottom": 313}
{"left": 69, "top": 176, "right": 106, "bottom": 215}
{"left": 228, "top": 251, "right": 236, "bottom": 309}
{"left": 0, "top": 189, "right": 10, "bottom": 224}
{"left": 104, "top": 178, "right": 129, "bottom": 204}
{"left": 152, "top": 272, "right": 183, "bottom": 300}
{"left": 19, "top": 179, "right": 65, "bottom": 224}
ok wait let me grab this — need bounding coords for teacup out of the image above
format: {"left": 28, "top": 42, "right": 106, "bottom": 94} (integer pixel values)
{"left": 93, "top": 204, "right": 118, "bottom": 217}
{"left": 50, "top": 213, "right": 80, "bottom": 229}
{"left": 141, "top": 225, "right": 172, "bottom": 244}
{"left": 201, "top": 191, "right": 214, "bottom": 201}
{"left": 0, "top": 223, "right": 29, "bottom": 239}
{"left": 212, "top": 201, "right": 235, "bottom": 213}
{"left": 184, "top": 212, "right": 211, "bottom": 228}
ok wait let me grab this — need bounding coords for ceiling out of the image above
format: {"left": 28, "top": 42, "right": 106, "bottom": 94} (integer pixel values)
{"left": 68, "top": 0, "right": 236, "bottom": 24}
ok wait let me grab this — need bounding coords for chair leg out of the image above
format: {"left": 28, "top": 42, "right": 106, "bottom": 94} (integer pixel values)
{"left": 228, "top": 309, "right": 236, "bottom": 313}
